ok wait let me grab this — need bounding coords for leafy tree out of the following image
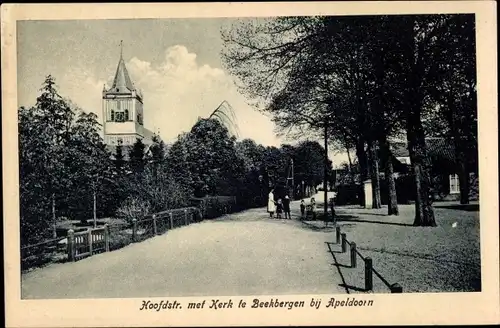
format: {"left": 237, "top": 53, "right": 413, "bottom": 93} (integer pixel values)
{"left": 19, "top": 75, "right": 76, "bottom": 239}
{"left": 166, "top": 133, "right": 194, "bottom": 191}
{"left": 148, "top": 133, "right": 166, "bottom": 181}
{"left": 68, "top": 110, "right": 113, "bottom": 224}
{"left": 114, "top": 139, "right": 125, "bottom": 174}
{"left": 424, "top": 14, "right": 477, "bottom": 204}
{"left": 222, "top": 15, "right": 475, "bottom": 224}
{"left": 294, "top": 140, "right": 331, "bottom": 194}
{"left": 129, "top": 138, "right": 146, "bottom": 175}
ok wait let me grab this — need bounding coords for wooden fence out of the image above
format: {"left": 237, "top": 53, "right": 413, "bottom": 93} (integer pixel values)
{"left": 21, "top": 236, "right": 68, "bottom": 271}
{"left": 67, "top": 225, "right": 109, "bottom": 261}
{"left": 21, "top": 207, "right": 203, "bottom": 269}
{"left": 335, "top": 226, "right": 403, "bottom": 293}
{"left": 132, "top": 207, "right": 201, "bottom": 242}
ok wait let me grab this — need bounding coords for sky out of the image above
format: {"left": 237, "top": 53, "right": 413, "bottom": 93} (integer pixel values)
{"left": 17, "top": 18, "right": 348, "bottom": 167}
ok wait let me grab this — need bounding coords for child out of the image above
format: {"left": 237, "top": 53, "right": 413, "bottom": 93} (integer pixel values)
{"left": 310, "top": 197, "right": 316, "bottom": 220}
{"left": 283, "top": 195, "right": 291, "bottom": 219}
{"left": 276, "top": 199, "right": 283, "bottom": 219}
{"left": 300, "top": 199, "right": 305, "bottom": 219}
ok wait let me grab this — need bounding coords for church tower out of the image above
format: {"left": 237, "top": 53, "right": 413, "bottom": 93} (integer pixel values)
{"left": 102, "top": 41, "right": 148, "bottom": 146}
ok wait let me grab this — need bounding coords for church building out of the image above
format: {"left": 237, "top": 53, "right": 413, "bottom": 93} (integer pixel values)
{"left": 102, "top": 43, "right": 155, "bottom": 149}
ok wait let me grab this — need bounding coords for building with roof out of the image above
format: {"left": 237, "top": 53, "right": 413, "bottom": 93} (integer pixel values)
{"left": 390, "top": 138, "right": 478, "bottom": 201}
{"left": 102, "top": 42, "right": 156, "bottom": 157}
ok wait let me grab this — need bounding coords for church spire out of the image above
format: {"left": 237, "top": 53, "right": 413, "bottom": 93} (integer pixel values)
{"left": 110, "top": 40, "right": 135, "bottom": 93}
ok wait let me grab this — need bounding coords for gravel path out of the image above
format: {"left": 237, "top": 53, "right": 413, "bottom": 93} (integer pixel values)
{"left": 21, "top": 201, "right": 344, "bottom": 299}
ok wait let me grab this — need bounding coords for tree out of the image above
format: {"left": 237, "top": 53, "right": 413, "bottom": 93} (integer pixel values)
{"left": 222, "top": 16, "right": 391, "bottom": 212}
{"left": 235, "top": 139, "right": 267, "bottom": 205}
{"left": 182, "top": 118, "right": 244, "bottom": 197}
{"left": 425, "top": 14, "right": 477, "bottom": 204}
{"left": 148, "top": 133, "right": 166, "bottom": 181}
{"left": 19, "top": 75, "right": 119, "bottom": 242}
{"left": 69, "top": 110, "right": 113, "bottom": 225}
{"left": 19, "top": 75, "right": 76, "bottom": 239}
{"left": 294, "top": 140, "right": 330, "bottom": 194}
{"left": 392, "top": 15, "right": 460, "bottom": 226}
{"left": 166, "top": 133, "right": 194, "bottom": 191}
{"left": 114, "top": 139, "right": 125, "bottom": 174}
{"left": 129, "top": 138, "right": 146, "bottom": 175}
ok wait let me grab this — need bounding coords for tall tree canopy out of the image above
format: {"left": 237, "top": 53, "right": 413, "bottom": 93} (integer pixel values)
{"left": 222, "top": 14, "right": 477, "bottom": 226}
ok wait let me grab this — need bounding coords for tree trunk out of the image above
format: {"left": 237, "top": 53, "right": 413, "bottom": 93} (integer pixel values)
{"left": 380, "top": 137, "right": 399, "bottom": 215}
{"left": 346, "top": 147, "right": 353, "bottom": 172}
{"left": 367, "top": 141, "right": 382, "bottom": 209}
{"left": 356, "top": 137, "right": 368, "bottom": 183}
{"left": 93, "top": 187, "right": 97, "bottom": 228}
{"left": 401, "top": 15, "right": 436, "bottom": 227}
{"left": 458, "top": 158, "right": 470, "bottom": 205}
{"left": 355, "top": 137, "right": 368, "bottom": 207}
{"left": 52, "top": 193, "right": 57, "bottom": 238}
{"left": 407, "top": 113, "right": 436, "bottom": 226}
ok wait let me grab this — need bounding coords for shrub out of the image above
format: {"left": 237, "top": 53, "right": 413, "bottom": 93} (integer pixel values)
{"left": 116, "top": 196, "right": 151, "bottom": 224}
{"left": 190, "top": 196, "right": 237, "bottom": 219}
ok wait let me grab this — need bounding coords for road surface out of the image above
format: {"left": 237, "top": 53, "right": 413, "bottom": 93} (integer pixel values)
{"left": 22, "top": 200, "right": 344, "bottom": 299}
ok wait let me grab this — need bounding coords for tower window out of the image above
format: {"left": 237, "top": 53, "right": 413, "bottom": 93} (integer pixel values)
{"left": 111, "top": 110, "right": 115, "bottom": 121}
{"left": 124, "top": 109, "right": 129, "bottom": 121}
{"left": 115, "top": 112, "right": 124, "bottom": 122}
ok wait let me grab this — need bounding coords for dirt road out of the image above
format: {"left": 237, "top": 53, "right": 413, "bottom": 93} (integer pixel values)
{"left": 21, "top": 202, "right": 344, "bottom": 299}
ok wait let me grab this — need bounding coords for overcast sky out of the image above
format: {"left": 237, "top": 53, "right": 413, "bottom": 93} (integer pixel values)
{"left": 17, "top": 18, "right": 348, "bottom": 167}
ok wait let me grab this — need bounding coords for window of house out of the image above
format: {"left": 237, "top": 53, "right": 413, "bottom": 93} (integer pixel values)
{"left": 124, "top": 109, "right": 129, "bottom": 121}
{"left": 111, "top": 110, "right": 115, "bottom": 121}
{"left": 449, "top": 174, "right": 460, "bottom": 194}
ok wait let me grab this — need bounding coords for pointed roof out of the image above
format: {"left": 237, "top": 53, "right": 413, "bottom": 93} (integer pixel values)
{"left": 110, "top": 43, "right": 135, "bottom": 93}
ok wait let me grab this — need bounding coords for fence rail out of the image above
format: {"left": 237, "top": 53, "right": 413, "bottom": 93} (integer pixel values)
{"left": 21, "top": 236, "right": 67, "bottom": 270}
{"left": 335, "top": 225, "right": 403, "bottom": 293}
{"left": 21, "top": 206, "right": 205, "bottom": 271}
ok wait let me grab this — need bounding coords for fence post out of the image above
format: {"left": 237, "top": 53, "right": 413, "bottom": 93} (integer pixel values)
{"left": 184, "top": 209, "right": 188, "bottom": 226}
{"left": 104, "top": 224, "right": 110, "bottom": 252}
{"left": 365, "top": 257, "right": 373, "bottom": 291}
{"left": 350, "top": 242, "right": 357, "bottom": 268}
{"left": 132, "top": 219, "right": 138, "bottom": 242}
{"left": 153, "top": 214, "right": 158, "bottom": 235}
{"left": 67, "top": 229, "right": 75, "bottom": 261}
{"left": 88, "top": 228, "right": 93, "bottom": 255}
{"left": 169, "top": 212, "right": 174, "bottom": 229}
{"left": 336, "top": 226, "right": 341, "bottom": 244}
{"left": 390, "top": 283, "right": 403, "bottom": 293}
{"left": 341, "top": 233, "right": 347, "bottom": 253}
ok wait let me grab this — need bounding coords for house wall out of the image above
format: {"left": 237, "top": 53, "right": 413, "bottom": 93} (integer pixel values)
{"left": 431, "top": 172, "right": 479, "bottom": 201}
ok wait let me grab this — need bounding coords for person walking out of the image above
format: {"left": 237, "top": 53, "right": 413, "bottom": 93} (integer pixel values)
{"left": 267, "top": 189, "right": 276, "bottom": 218}
{"left": 283, "top": 195, "right": 291, "bottom": 219}
{"left": 300, "top": 199, "right": 306, "bottom": 220}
